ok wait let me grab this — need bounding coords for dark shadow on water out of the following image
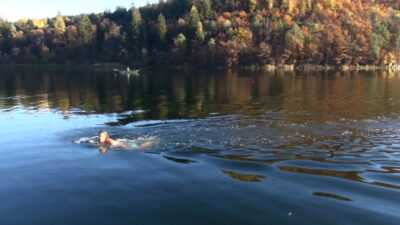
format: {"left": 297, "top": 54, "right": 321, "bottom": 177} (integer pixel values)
{"left": 163, "top": 155, "right": 197, "bottom": 164}
{"left": 313, "top": 192, "right": 353, "bottom": 202}
{"left": 221, "top": 169, "right": 268, "bottom": 182}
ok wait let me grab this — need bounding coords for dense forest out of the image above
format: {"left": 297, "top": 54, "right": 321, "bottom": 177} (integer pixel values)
{"left": 1, "top": 0, "right": 400, "bottom": 67}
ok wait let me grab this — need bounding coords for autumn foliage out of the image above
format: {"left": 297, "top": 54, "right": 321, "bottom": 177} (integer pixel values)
{"left": 1, "top": 0, "right": 400, "bottom": 67}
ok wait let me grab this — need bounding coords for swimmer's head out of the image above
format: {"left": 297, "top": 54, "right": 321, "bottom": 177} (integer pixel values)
{"left": 98, "top": 130, "right": 109, "bottom": 144}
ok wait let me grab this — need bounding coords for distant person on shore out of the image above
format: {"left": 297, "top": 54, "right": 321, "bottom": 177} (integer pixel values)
{"left": 98, "top": 130, "right": 154, "bottom": 153}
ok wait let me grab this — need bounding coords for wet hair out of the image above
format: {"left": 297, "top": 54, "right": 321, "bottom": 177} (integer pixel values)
{"left": 98, "top": 130, "right": 109, "bottom": 138}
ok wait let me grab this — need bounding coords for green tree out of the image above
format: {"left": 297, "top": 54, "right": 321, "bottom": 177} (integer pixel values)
{"left": 284, "top": 23, "right": 305, "bottom": 61}
{"left": 201, "top": 0, "right": 213, "bottom": 19}
{"left": 229, "top": 0, "right": 235, "bottom": 11}
{"left": 173, "top": 33, "right": 187, "bottom": 63}
{"left": 249, "top": 0, "right": 257, "bottom": 13}
{"left": 281, "top": 0, "right": 294, "bottom": 13}
{"left": 395, "top": 29, "right": 400, "bottom": 54}
{"left": 251, "top": 15, "right": 261, "bottom": 32}
{"left": 131, "top": 7, "right": 143, "bottom": 58}
{"left": 78, "top": 14, "right": 93, "bottom": 44}
{"left": 285, "top": 23, "right": 305, "bottom": 47}
{"left": 0, "top": 22, "right": 17, "bottom": 39}
{"left": 26, "top": 19, "right": 35, "bottom": 31}
{"left": 131, "top": 7, "right": 142, "bottom": 42}
{"left": 54, "top": 13, "right": 66, "bottom": 37}
{"left": 189, "top": 6, "right": 200, "bottom": 31}
{"left": 206, "top": 38, "right": 216, "bottom": 65}
{"left": 196, "top": 21, "right": 205, "bottom": 43}
{"left": 369, "top": 33, "right": 383, "bottom": 60}
{"left": 369, "top": 20, "right": 390, "bottom": 60}
{"left": 140, "top": 21, "right": 148, "bottom": 48}
{"left": 157, "top": 13, "right": 167, "bottom": 42}
{"left": 17, "top": 19, "right": 35, "bottom": 33}
{"left": 175, "top": 33, "right": 186, "bottom": 48}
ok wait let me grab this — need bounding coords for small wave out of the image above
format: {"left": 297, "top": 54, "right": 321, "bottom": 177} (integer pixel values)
{"left": 131, "top": 119, "right": 192, "bottom": 127}
{"left": 73, "top": 136, "right": 98, "bottom": 144}
{"left": 118, "top": 110, "right": 147, "bottom": 116}
{"left": 117, "top": 135, "right": 158, "bottom": 142}
{"left": 342, "top": 130, "right": 353, "bottom": 136}
{"left": 366, "top": 128, "right": 396, "bottom": 136}
{"left": 118, "top": 136, "right": 160, "bottom": 148}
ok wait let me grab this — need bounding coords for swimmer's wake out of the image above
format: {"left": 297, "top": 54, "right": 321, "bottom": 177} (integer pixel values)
{"left": 74, "top": 131, "right": 159, "bottom": 152}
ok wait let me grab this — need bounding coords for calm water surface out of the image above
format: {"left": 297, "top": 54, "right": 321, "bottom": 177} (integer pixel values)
{"left": 0, "top": 67, "right": 400, "bottom": 224}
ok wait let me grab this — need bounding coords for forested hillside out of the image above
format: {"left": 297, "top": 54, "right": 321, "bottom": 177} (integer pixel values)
{"left": 1, "top": 0, "right": 400, "bottom": 67}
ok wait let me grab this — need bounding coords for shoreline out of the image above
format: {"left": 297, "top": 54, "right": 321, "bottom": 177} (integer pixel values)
{"left": 1, "top": 63, "right": 400, "bottom": 72}
{"left": 242, "top": 64, "right": 400, "bottom": 72}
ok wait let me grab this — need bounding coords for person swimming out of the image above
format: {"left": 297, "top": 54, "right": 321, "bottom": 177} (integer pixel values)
{"left": 98, "top": 130, "right": 154, "bottom": 153}
{"left": 98, "top": 130, "right": 127, "bottom": 148}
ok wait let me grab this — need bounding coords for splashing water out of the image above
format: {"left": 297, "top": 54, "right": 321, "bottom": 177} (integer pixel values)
{"left": 73, "top": 136, "right": 98, "bottom": 145}
{"left": 73, "top": 135, "right": 160, "bottom": 149}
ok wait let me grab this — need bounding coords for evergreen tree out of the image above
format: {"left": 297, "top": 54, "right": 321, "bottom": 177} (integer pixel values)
{"left": 281, "top": 0, "right": 294, "bottom": 13}
{"left": 0, "top": 0, "right": 400, "bottom": 66}
{"left": 131, "top": 7, "right": 142, "bottom": 42}
{"left": 196, "top": 21, "right": 205, "bottom": 43}
{"left": 17, "top": 19, "right": 35, "bottom": 33}
{"left": 157, "top": 13, "right": 167, "bottom": 43}
{"left": 229, "top": 0, "right": 235, "bottom": 11}
{"left": 189, "top": 6, "right": 200, "bottom": 31}
{"left": 395, "top": 29, "right": 400, "bottom": 54}
{"left": 369, "top": 20, "right": 390, "bottom": 60}
{"left": 140, "top": 20, "right": 148, "bottom": 48}
{"left": 175, "top": 33, "right": 187, "bottom": 48}
{"left": 54, "top": 13, "right": 66, "bottom": 37}
{"left": 285, "top": 23, "right": 305, "bottom": 61}
{"left": 369, "top": 33, "right": 382, "bottom": 60}
{"left": 249, "top": 0, "right": 257, "bottom": 13}
{"left": 131, "top": 7, "right": 143, "bottom": 58}
{"left": 173, "top": 33, "right": 187, "bottom": 63}
{"left": 206, "top": 38, "right": 216, "bottom": 65}
{"left": 0, "top": 22, "right": 17, "bottom": 39}
{"left": 201, "top": 0, "right": 213, "bottom": 19}
{"left": 78, "top": 14, "right": 93, "bottom": 44}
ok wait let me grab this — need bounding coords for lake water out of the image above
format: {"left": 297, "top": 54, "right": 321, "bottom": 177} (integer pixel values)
{"left": 0, "top": 67, "right": 399, "bottom": 224}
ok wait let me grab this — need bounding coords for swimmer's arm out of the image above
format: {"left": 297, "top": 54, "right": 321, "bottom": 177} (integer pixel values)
{"left": 109, "top": 139, "right": 127, "bottom": 148}
{"left": 139, "top": 141, "right": 152, "bottom": 148}
{"left": 118, "top": 142, "right": 128, "bottom": 149}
